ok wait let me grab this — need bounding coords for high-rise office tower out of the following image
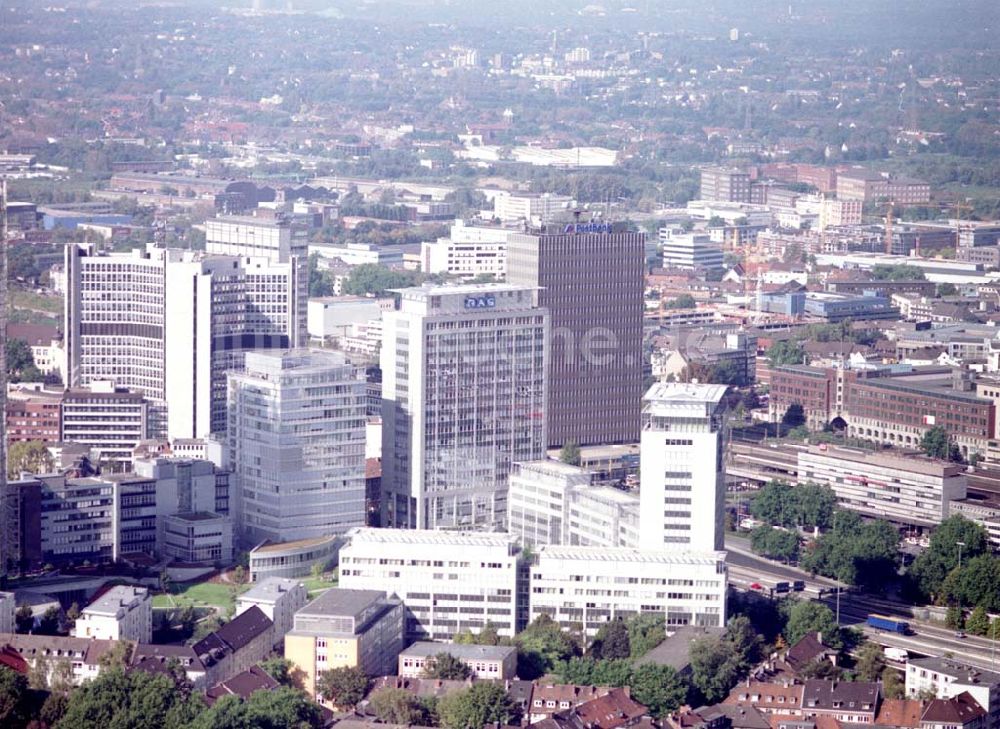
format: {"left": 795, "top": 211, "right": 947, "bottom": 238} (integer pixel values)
{"left": 639, "top": 382, "right": 727, "bottom": 553}
{"left": 507, "top": 223, "right": 644, "bottom": 447}
{"left": 227, "top": 349, "right": 367, "bottom": 545}
{"left": 64, "top": 244, "right": 305, "bottom": 439}
{"left": 380, "top": 284, "right": 549, "bottom": 530}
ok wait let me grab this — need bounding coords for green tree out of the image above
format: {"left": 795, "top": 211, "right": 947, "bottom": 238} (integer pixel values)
{"left": 260, "top": 657, "right": 296, "bottom": 686}
{"left": 370, "top": 687, "right": 430, "bottom": 725}
{"left": 38, "top": 605, "right": 61, "bottom": 635}
{"left": 190, "top": 687, "right": 323, "bottom": 729}
{"left": 515, "top": 614, "right": 580, "bottom": 679}
{"left": 781, "top": 403, "right": 806, "bottom": 428}
{"left": 6, "top": 339, "right": 35, "bottom": 377}
{"left": 882, "top": 667, "right": 905, "bottom": 699}
{"left": 188, "top": 615, "right": 225, "bottom": 645}
{"left": 785, "top": 601, "right": 841, "bottom": 649}
{"left": 15, "top": 606, "right": 33, "bottom": 634}
{"left": 801, "top": 512, "right": 900, "bottom": 590}
{"left": 750, "top": 481, "right": 795, "bottom": 526}
{"left": 942, "top": 555, "right": 1000, "bottom": 612}
{"left": 750, "top": 526, "right": 800, "bottom": 562}
{"left": 438, "top": 682, "right": 520, "bottom": 729}
{"left": 315, "top": 666, "right": 368, "bottom": 708}
{"left": 665, "top": 294, "right": 697, "bottom": 309}
{"left": 559, "top": 441, "right": 581, "bottom": 466}
{"left": 966, "top": 606, "right": 990, "bottom": 636}
{"left": 423, "top": 652, "right": 472, "bottom": 680}
{"left": 308, "top": 253, "right": 334, "bottom": 297}
{"left": 791, "top": 483, "right": 838, "bottom": 530}
{"left": 55, "top": 667, "right": 203, "bottom": 729}
{"left": 0, "top": 666, "right": 29, "bottom": 726}
{"left": 98, "top": 639, "right": 134, "bottom": 669}
{"left": 233, "top": 565, "right": 247, "bottom": 585}
{"left": 854, "top": 642, "right": 886, "bottom": 681}
{"left": 630, "top": 664, "right": 687, "bottom": 718}
{"left": 592, "top": 618, "right": 631, "bottom": 660}
{"left": 556, "top": 658, "right": 633, "bottom": 687}
{"left": 626, "top": 614, "right": 665, "bottom": 658}
{"left": 343, "top": 263, "right": 420, "bottom": 297}
{"left": 7, "top": 440, "right": 55, "bottom": 479}
{"left": 937, "top": 283, "right": 958, "bottom": 297}
{"left": 767, "top": 340, "right": 806, "bottom": 367}
{"left": 921, "top": 426, "right": 953, "bottom": 460}
{"left": 908, "top": 515, "right": 990, "bottom": 600}
{"left": 688, "top": 636, "right": 743, "bottom": 704}
{"left": 871, "top": 264, "right": 926, "bottom": 281}
{"left": 946, "top": 605, "right": 965, "bottom": 630}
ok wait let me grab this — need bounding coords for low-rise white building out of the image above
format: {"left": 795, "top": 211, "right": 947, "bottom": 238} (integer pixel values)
{"left": 493, "top": 192, "right": 574, "bottom": 225}
{"left": 529, "top": 546, "right": 727, "bottom": 637}
{"left": 797, "top": 445, "right": 967, "bottom": 527}
{"left": 507, "top": 460, "right": 639, "bottom": 549}
{"left": 307, "top": 296, "right": 387, "bottom": 341}
{"left": 339, "top": 527, "right": 524, "bottom": 642}
{"left": 75, "top": 585, "right": 152, "bottom": 643}
{"left": 160, "top": 511, "right": 234, "bottom": 564}
{"left": 906, "top": 657, "right": 1000, "bottom": 729}
{"left": 236, "top": 577, "right": 308, "bottom": 648}
{"left": 398, "top": 642, "right": 517, "bottom": 680}
{"left": 0, "top": 633, "right": 123, "bottom": 686}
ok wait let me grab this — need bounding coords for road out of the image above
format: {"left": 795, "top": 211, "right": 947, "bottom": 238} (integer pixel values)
{"left": 724, "top": 535, "right": 1000, "bottom": 671}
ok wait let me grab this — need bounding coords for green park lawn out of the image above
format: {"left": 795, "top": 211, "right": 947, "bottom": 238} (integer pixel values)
{"left": 151, "top": 580, "right": 249, "bottom": 612}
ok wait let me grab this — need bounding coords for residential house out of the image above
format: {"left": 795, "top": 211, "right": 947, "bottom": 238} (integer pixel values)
{"left": 801, "top": 680, "right": 880, "bottom": 724}
{"left": 397, "top": 642, "right": 517, "bottom": 680}
{"left": 723, "top": 680, "right": 804, "bottom": 717}
{"left": 921, "top": 693, "right": 988, "bottom": 729}
{"left": 192, "top": 605, "right": 273, "bottom": 686}
{"left": 205, "top": 664, "right": 280, "bottom": 706}
{"left": 528, "top": 685, "right": 615, "bottom": 724}
{"left": 235, "top": 577, "right": 308, "bottom": 648}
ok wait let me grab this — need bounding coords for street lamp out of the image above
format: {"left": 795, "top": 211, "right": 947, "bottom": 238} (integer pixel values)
{"left": 956, "top": 541, "right": 966, "bottom": 628}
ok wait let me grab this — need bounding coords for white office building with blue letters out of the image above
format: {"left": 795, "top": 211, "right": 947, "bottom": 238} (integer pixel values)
{"left": 380, "top": 284, "right": 550, "bottom": 530}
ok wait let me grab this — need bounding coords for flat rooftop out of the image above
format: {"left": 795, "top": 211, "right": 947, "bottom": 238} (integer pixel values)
{"left": 344, "top": 527, "right": 517, "bottom": 550}
{"left": 643, "top": 381, "right": 728, "bottom": 405}
{"left": 83, "top": 585, "right": 148, "bottom": 616}
{"left": 908, "top": 656, "right": 1000, "bottom": 684}
{"left": 401, "top": 641, "right": 516, "bottom": 661}
{"left": 537, "top": 546, "right": 725, "bottom": 566}
{"left": 251, "top": 535, "right": 338, "bottom": 554}
{"left": 238, "top": 577, "right": 304, "bottom": 604}
{"left": 297, "top": 588, "right": 387, "bottom": 618}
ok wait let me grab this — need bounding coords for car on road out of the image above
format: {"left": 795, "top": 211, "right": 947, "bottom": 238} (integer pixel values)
{"left": 750, "top": 582, "right": 764, "bottom": 590}
{"left": 955, "top": 631, "right": 966, "bottom": 639}
{"left": 793, "top": 580, "right": 806, "bottom": 591}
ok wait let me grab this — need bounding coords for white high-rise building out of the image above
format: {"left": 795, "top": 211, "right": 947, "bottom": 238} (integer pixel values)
{"left": 228, "top": 349, "right": 367, "bottom": 545}
{"left": 639, "top": 383, "right": 728, "bottom": 553}
{"left": 205, "top": 214, "right": 305, "bottom": 262}
{"left": 420, "top": 221, "right": 513, "bottom": 280}
{"left": 64, "top": 244, "right": 306, "bottom": 439}
{"left": 380, "top": 284, "right": 549, "bottom": 530}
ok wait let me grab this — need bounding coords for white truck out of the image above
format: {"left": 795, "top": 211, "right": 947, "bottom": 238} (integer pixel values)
{"left": 883, "top": 647, "right": 909, "bottom": 662}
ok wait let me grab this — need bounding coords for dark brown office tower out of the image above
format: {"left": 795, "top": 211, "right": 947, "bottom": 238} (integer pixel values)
{"left": 507, "top": 223, "right": 644, "bottom": 447}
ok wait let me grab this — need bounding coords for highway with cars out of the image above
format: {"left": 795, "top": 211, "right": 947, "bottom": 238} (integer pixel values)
{"left": 724, "top": 535, "right": 1000, "bottom": 672}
